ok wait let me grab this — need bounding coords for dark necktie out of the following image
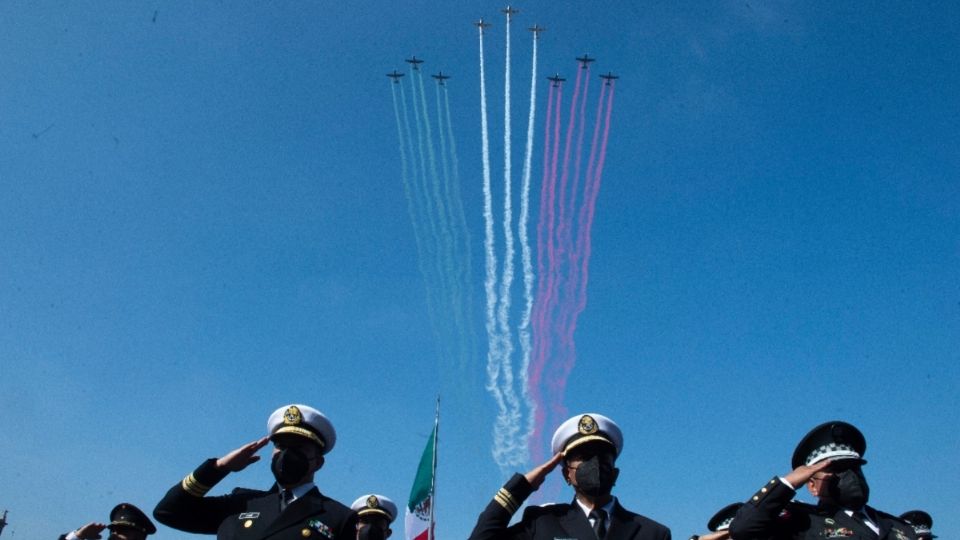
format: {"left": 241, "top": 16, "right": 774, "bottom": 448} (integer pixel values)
{"left": 590, "top": 509, "right": 608, "bottom": 540}
{"left": 280, "top": 489, "right": 294, "bottom": 511}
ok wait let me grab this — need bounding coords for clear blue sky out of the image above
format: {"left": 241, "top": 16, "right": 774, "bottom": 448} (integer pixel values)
{"left": 1, "top": 1, "right": 957, "bottom": 539}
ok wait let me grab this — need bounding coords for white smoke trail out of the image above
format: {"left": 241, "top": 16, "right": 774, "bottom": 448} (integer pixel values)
{"left": 518, "top": 30, "right": 538, "bottom": 447}
{"left": 495, "top": 8, "right": 524, "bottom": 468}
{"left": 479, "top": 25, "right": 509, "bottom": 467}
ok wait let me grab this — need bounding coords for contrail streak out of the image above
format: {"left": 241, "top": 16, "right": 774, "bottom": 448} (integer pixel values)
{"left": 417, "top": 70, "right": 456, "bottom": 342}
{"left": 392, "top": 82, "right": 433, "bottom": 329}
{"left": 518, "top": 29, "right": 539, "bottom": 447}
{"left": 556, "top": 67, "right": 592, "bottom": 385}
{"left": 479, "top": 25, "right": 509, "bottom": 468}
{"left": 529, "top": 83, "right": 562, "bottom": 460}
{"left": 495, "top": 8, "right": 524, "bottom": 468}
{"left": 434, "top": 79, "right": 467, "bottom": 372}
{"left": 443, "top": 85, "right": 477, "bottom": 376}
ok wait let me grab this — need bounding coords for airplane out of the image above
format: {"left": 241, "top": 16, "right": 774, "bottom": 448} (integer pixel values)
{"left": 432, "top": 71, "right": 451, "bottom": 85}
{"left": 386, "top": 70, "right": 404, "bottom": 83}
{"left": 475, "top": 18, "right": 492, "bottom": 30}
{"left": 502, "top": 5, "right": 519, "bottom": 21}
{"left": 0, "top": 510, "right": 7, "bottom": 536}
{"left": 405, "top": 56, "right": 424, "bottom": 70}
{"left": 528, "top": 24, "right": 545, "bottom": 38}
{"left": 547, "top": 73, "right": 565, "bottom": 87}
{"left": 576, "top": 54, "right": 596, "bottom": 68}
{"left": 599, "top": 72, "right": 619, "bottom": 85}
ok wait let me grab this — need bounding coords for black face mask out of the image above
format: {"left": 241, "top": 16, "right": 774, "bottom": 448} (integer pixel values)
{"left": 574, "top": 456, "right": 618, "bottom": 497}
{"left": 828, "top": 468, "right": 870, "bottom": 509}
{"left": 271, "top": 447, "right": 311, "bottom": 486}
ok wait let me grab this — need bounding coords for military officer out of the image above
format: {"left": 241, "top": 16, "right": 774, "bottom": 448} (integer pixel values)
{"left": 350, "top": 494, "right": 396, "bottom": 539}
{"left": 468, "top": 413, "right": 672, "bottom": 540}
{"left": 729, "top": 421, "right": 917, "bottom": 540}
{"left": 153, "top": 404, "right": 357, "bottom": 539}
{"left": 59, "top": 503, "right": 156, "bottom": 540}
{"left": 689, "top": 503, "right": 743, "bottom": 540}
{"left": 899, "top": 511, "right": 936, "bottom": 540}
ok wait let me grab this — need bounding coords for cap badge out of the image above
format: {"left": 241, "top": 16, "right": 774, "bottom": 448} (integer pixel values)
{"left": 284, "top": 406, "right": 303, "bottom": 426}
{"left": 366, "top": 495, "right": 380, "bottom": 509}
{"left": 578, "top": 415, "right": 598, "bottom": 435}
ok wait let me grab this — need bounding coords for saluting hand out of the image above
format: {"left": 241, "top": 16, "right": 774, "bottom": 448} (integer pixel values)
{"left": 524, "top": 452, "right": 564, "bottom": 490}
{"left": 216, "top": 436, "right": 271, "bottom": 472}
{"left": 74, "top": 522, "right": 107, "bottom": 539}
{"left": 784, "top": 458, "right": 832, "bottom": 489}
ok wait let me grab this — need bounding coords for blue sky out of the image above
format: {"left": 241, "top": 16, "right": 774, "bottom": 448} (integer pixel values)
{"left": 1, "top": 1, "right": 958, "bottom": 539}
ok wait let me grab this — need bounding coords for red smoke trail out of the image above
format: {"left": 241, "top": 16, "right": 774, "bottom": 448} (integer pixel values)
{"left": 554, "top": 68, "right": 592, "bottom": 399}
{"left": 531, "top": 84, "right": 564, "bottom": 460}
{"left": 529, "top": 81, "right": 555, "bottom": 463}
{"left": 550, "top": 68, "right": 585, "bottom": 383}
{"left": 552, "top": 81, "right": 608, "bottom": 400}
{"left": 564, "top": 82, "right": 615, "bottom": 390}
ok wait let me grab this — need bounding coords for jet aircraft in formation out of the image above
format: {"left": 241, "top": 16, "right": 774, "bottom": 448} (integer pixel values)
{"left": 599, "top": 72, "right": 619, "bottom": 85}
{"left": 576, "top": 54, "right": 596, "bottom": 68}
{"left": 501, "top": 5, "right": 519, "bottom": 21}
{"left": 547, "top": 73, "right": 566, "bottom": 87}
{"left": 528, "top": 24, "right": 545, "bottom": 38}
{"left": 405, "top": 56, "right": 424, "bottom": 70}
{"left": 386, "top": 70, "right": 404, "bottom": 83}
{"left": 474, "top": 18, "right": 492, "bottom": 32}
{"left": 432, "top": 71, "right": 451, "bottom": 85}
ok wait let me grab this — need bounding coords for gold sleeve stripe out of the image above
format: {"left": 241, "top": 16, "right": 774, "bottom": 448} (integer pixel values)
{"left": 181, "top": 473, "right": 211, "bottom": 497}
{"left": 494, "top": 488, "right": 519, "bottom": 513}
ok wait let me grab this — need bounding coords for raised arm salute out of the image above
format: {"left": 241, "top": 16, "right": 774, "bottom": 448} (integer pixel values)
{"left": 468, "top": 413, "right": 672, "bottom": 540}
{"left": 730, "top": 421, "right": 917, "bottom": 540}
{"left": 153, "top": 404, "right": 357, "bottom": 540}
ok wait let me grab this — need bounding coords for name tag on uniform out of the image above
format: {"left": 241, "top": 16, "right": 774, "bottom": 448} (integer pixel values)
{"left": 239, "top": 512, "right": 260, "bottom": 519}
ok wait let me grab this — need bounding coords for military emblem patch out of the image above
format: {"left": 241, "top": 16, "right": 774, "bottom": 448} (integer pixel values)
{"left": 578, "top": 415, "right": 598, "bottom": 434}
{"left": 284, "top": 406, "right": 303, "bottom": 425}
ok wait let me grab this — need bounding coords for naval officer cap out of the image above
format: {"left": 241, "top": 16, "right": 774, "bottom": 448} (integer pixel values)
{"left": 791, "top": 420, "right": 866, "bottom": 469}
{"left": 267, "top": 404, "right": 336, "bottom": 455}
{"left": 551, "top": 413, "right": 623, "bottom": 457}
{"left": 707, "top": 502, "right": 744, "bottom": 532}
{"left": 108, "top": 503, "right": 156, "bottom": 535}
{"left": 900, "top": 511, "right": 936, "bottom": 539}
{"left": 351, "top": 494, "right": 398, "bottom": 523}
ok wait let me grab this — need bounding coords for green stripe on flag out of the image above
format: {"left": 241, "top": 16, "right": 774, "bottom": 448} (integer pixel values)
{"left": 407, "top": 425, "right": 436, "bottom": 510}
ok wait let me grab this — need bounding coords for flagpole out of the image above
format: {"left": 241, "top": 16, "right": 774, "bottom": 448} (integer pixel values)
{"left": 429, "top": 395, "right": 439, "bottom": 540}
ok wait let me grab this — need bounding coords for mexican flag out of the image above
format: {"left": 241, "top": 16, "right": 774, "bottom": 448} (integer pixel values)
{"left": 405, "top": 423, "right": 436, "bottom": 540}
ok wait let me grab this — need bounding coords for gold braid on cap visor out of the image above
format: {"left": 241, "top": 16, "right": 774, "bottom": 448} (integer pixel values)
{"left": 358, "top": 508, "right": 393, "bottom": 520}
{"left": 272, "top": 426, "right": 326, "bottom": 449}
{"left": 563, "top": 434, "right": 615, "bottom": 454}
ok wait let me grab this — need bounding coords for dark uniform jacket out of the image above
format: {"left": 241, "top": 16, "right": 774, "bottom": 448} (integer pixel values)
{"left": 154, "top": 459, "right": 357, "bottom": 540}
{"left": 468, "top": 473, "right": 672, "bottom": 540}
{"left": 730, "top": 477, "right": 917, "bottom": 540}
